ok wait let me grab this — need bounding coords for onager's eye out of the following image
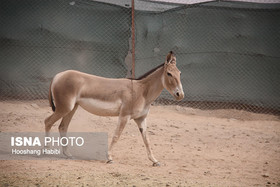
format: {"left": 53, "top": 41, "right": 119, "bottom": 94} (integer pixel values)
{"left": 167, "top": 72, "right": 172, "bottom": 77}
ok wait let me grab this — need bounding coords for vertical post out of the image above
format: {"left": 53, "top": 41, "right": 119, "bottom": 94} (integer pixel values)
{"left": 131, "top": 0, "right": 135, "bottom": 79}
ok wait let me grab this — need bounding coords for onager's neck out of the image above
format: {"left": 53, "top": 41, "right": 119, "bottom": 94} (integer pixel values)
{"left": 137, "top": 66, "right": 164, "bottom": 104}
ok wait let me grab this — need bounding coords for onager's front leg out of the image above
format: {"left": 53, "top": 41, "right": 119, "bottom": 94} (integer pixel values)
{"left": 134, "top": 117, "right": 160, "bottom": 166}
{"left": 107, "top": 115, "right": 130, "bottom": 163}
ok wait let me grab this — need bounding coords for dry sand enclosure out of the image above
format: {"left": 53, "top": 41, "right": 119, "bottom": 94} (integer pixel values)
{"left": 0, "top": 100, "right": 279, "bottom": 186}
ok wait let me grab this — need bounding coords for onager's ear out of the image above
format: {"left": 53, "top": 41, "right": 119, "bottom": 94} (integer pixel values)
{"left": 165, "top": 51, "right": 176, "bottom": 65}
{"left": 170, "top": 56, "right": 176, "bottom": 65}
{"left": 166, "top": 51, "right": 173, "bottom": 63}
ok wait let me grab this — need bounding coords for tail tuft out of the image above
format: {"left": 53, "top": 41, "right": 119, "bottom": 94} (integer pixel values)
{"left": 49, "top": 80, "right": 56, "bottom": 112}
{"left": 50, "top": 93, "right": 56, "bottom": 112}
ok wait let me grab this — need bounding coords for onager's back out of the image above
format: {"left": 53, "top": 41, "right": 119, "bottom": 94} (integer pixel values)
{"left": 45, "top": 51, "right": 184, "bottom": 166}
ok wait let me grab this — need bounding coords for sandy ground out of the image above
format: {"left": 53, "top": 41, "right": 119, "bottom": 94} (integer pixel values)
{"left": 0, "top": 100, "right": 279, "bottom": 187}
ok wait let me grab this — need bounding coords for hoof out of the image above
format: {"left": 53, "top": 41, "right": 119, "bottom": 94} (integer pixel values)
{"left": 66, "top": 155, "right": 74, "bottom": 159}
{"left": 106, "top": 160, "right": 114, "bottom": 164}
{"left": 63, "top": 152, "right": 74, "bottom": 159}
{"left": 152, "top": 162, "right": 160, "bottom": 167}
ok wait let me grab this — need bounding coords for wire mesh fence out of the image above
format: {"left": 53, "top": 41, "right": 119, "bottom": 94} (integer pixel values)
{"left": 134, "top": 1, "right": 280, "bottom": 114}
{"left": 0, "top": 0, "right": 280, "bottom": 114}
{"left": 0, "top": 0, "right": 131, "bottom": 99}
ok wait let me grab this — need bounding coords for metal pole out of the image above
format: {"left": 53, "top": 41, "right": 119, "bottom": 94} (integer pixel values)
{"left": 131, "top": 0, "right": 135, "bottom": 79}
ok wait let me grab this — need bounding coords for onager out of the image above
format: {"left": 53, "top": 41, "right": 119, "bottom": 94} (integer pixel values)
{"left": 44, "top": 51, "right": 184, "bottom": 166}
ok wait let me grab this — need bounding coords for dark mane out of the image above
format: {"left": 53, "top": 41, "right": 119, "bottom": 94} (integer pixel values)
{"left": 133, "top": 63, "right": 164, "bottom": 80}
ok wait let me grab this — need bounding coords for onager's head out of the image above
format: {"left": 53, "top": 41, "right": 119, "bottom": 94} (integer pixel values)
{"left": 162, "top": 51, "right": 184, "bottom": 101}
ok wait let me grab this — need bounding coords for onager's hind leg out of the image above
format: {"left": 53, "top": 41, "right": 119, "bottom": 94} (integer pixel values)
{"left": 59, "top": 104, "right": 78, "bottom": 158}
{"left": 134, "top": 117, "right": 160, "bottom": 166}
{"left": 45, "top": 112, "right": 64, "bottom": 139}
{"left": 107, "top": 115, "right": 130, "bottom": 163}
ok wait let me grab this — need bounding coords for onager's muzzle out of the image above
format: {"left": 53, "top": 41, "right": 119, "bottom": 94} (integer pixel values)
{"left": 174, "top": 86, "right": 184, "bottom": 101}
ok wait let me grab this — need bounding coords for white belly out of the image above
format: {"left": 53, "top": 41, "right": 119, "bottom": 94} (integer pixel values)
{"left": 77, "top": 98, "right": 121, "bottom": 116}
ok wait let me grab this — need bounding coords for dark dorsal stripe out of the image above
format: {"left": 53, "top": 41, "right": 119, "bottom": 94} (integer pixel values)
{"left": 133, "top": 63, "right": 164, "bottom": 80}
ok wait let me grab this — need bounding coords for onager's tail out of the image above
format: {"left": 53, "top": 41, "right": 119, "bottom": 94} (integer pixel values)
{"left": 48, "top": 80, "right": 56, "bottom": 112}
